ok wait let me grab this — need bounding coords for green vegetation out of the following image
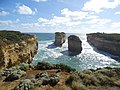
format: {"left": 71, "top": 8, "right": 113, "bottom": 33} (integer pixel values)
{"left": 0, "top": 30, "right": 33, "bottom": 43}
{"left": 0, "top": 61, "right": 120, "bottom": 90}
{"left": 88, "top": 33, "right": 120, "bottom": 42}
{"left": 35, "top": 61, "right": 76, "bottom": 72}
{"left": 66, "top": 67, "right": 120, "bottom": 90}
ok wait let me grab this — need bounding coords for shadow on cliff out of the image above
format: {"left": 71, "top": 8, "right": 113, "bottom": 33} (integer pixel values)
{"left": 88, "top": 42, "right": 120, "bottom": 62}
{"left": 46, "top": 43, "right": 57, "bottom": 49}
{"left": 61, "top": 50, "right": 81, "bottom": 56}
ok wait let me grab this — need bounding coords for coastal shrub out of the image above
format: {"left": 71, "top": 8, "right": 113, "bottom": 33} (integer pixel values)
{"left": 79, "top": 72, "right": 99, "bottom": 86}
{"left": 0, "top": 30, "right": 33, "bottom": 43}
{"left": 35, "top": 72, "right": 49, "bottom": 79}
{"left": 35, "top": 62, "right": 52, "bottom": 70}
{"left": 35, "top": 62, "right": 51, "bottom": 70}
{"left": 98, "top": 75, "right": 115, "bottom": 86}
{"left": 72, "top": 81, "right": 87, "bottom": 90}
{"left": 66, "top": 74, "right": 80, "bottom": 86}
{"left": 4, "top": 70, "right": 26, "bottom": 81}
{"left": 66, "top": 74, "right": 88, "bottom": 90}
{"left": 2, "top": 67, "right": 19, "bottom": 76}
{"left": 54, "top": 63, "right": 76, "bottom": 72}
{"left": 49, "top": 74, "right": 60, "bottom": 86}
{"left": 18, "top": 63, "right": 30, "bottom": 71}
{"left": 12, "top": 79, "right": 35, "bottom": 90}
{"left": 34, "top": 61, "right": 76, "bottom": 72}
{"left": 35, "top": 72, "right": 49, "bottom": 85}
{"left": 97, "top": 69, "right": 116, "bottom": 77}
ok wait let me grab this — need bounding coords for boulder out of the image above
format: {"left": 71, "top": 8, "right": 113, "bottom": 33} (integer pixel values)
{"left": 54, "top": 32, "right": 66, "bottom": 47}
{"left": 68, "top": 35, "right": 82, "bottom": 55}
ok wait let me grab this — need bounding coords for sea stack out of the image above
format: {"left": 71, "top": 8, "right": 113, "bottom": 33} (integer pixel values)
{"left": 0, "top": 30, "right": 38, "bottom": 70}
{"left": 68, "top": 35, "right": 82, "bottom": 55}
{"left": 54, "top": 32, "right": 66, "bottom": 47}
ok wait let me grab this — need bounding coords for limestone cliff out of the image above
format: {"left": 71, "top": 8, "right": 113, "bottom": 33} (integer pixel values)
{"left": 0, "top": 30, "right": 38, "bottom": 70}
{"left": 87, "top": 33, "right": 120, "bottom": 57}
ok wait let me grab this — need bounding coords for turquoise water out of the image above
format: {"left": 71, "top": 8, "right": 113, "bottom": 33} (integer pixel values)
{"left": 30, "top": 33, "right": 120, "bottom": 71}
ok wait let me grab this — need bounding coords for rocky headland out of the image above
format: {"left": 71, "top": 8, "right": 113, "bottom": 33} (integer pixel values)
{"left": 87, "top": 33, "right": 120, "bottom": 57}
{"left": 0, "top": 30, "right": 38, "bottom": 70}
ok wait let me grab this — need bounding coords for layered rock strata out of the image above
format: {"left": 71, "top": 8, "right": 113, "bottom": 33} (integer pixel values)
{"left": 87, "top": 33, "right": 120, "bottom": 57}
{"left": 68, "top": 35, "right": 82, "bottom": 55}
{"left": 0, "top": 30, "right": 38, "bottom": 70}
{"left": 54, "top": 32, "right": 66, "bottom": 47}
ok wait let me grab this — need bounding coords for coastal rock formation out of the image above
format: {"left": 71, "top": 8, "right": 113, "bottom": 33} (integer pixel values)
{"left": 68, "top": 35, "right": 82, "bottom": 55}
{"left": 54, "top": 32, "right": 66, "bottom": 47}
{"left": 0, "top": 30, "right": 38, "bottom": 70}
{"left": 87, "top": 33, "right": 120, "bottom": 57}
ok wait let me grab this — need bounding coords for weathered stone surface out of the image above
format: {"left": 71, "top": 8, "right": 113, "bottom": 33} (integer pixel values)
{"left": 87, "top": 33, "right": 120, "bottom": 57}
{"left": 0, "top": 31, "right": 38, "bottom": 70}
{"left": 68, "top": 35, "right": 82, "bottom": 55}
{"left": 54, "top": 32, "right": 66, "bottom": 47}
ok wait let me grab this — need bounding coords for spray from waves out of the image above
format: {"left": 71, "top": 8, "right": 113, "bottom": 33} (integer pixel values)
{"left": 33, "top": 34, "right": 120, "bottom": 71}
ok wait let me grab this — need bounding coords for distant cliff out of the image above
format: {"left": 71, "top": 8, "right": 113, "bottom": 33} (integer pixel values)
{"left": 87, "top": 33, "right": 120, "bottom": 57}
{"left": 0, "top": 30, "right": 38, "bottom": 70}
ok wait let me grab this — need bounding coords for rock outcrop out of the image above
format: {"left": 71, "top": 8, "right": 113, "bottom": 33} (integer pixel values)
{"left": 0, "top": 30, "right": 38, "bottom": 70}
{"left": 68, "top": 35, "right": 82, "bottom": 55}
{"left": 87, "top": 33, "right": 120, "bottom": 57}
{"left": 54, "top": 32, "right": 66, "bottom": 47}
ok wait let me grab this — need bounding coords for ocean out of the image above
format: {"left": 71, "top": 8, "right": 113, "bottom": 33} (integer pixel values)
{"left": 30, "top": 33, "right": 120, "bottom": 71}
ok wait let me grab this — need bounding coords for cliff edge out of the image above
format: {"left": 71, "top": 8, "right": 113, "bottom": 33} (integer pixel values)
{"left": 87, "top": 33, "right": 120, "bottom": 57}
{"left": 0, "top": 30, "right": 38, "bottom": 70}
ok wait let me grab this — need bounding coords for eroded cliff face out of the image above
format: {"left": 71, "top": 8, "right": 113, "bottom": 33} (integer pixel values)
{"left": 68, "top": 35, "right": 82, "bottom": 55}
{"left": 87, "top": 33, "right": 120, "bottom": 57}
{"left": 0, "top": 31, "right": 38, "bottom": 70}
{"left": 54, "top": 32, "right": 66, "bottom": 47}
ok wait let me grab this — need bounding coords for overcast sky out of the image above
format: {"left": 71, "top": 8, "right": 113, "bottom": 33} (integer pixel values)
{"left": 0, "top": 0, "right": 120, "bottom": 33}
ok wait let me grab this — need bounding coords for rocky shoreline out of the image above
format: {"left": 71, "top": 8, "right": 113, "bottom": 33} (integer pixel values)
{"left": 87, "top": 33, "right": 120, "bottom": 57}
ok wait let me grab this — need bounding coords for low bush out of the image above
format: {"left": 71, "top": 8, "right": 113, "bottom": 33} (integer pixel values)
{"left": 35, "top": 62, "right": 52, "bottom": 70}
{"left": 34, "top": 61, "right": 76, "bottom": 72}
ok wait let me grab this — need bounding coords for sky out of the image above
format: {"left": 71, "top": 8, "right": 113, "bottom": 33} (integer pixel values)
{"left": 0, "top": 0, "right": 120, "bottom": 33}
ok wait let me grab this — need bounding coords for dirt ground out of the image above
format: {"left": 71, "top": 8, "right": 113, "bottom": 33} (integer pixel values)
{"left": 0, "top": 69, "right": 72, "bottom": 90}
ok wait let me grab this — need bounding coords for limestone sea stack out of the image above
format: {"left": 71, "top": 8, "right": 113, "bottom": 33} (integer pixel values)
{"left": 68, "top": 35, "right": 82, "bottom": 55}
{"left": 0, "top": 30, "right": 38, "bottom": 70}
{"left": 54, "top": 32, "right": 66, "bottom": 47}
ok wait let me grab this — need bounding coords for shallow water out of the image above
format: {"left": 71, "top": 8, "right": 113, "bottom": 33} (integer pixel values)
{"left": 31, "top": 33, "right": 120, "bottom": 71}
